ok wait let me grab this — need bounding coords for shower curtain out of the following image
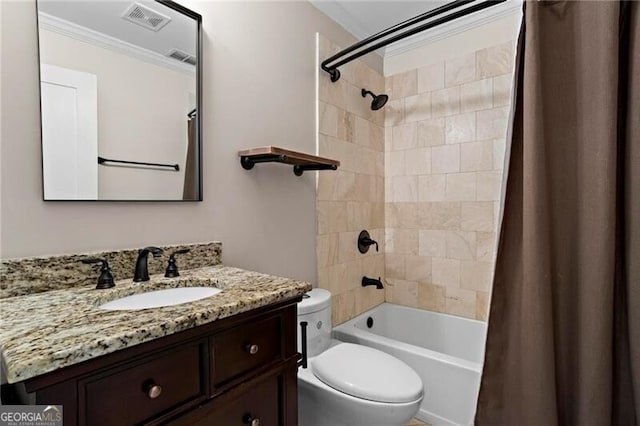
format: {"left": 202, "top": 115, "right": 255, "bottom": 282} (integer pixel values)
{"left": 476, "top": 1, "right": 639, "bottom": 425}
{"left": 182, "top": 116, "right": 198, "bottom": 200}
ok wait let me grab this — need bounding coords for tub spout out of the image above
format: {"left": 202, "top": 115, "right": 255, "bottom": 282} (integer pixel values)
{"left": 362, "top": 276, "right": 384, "bottom": 289}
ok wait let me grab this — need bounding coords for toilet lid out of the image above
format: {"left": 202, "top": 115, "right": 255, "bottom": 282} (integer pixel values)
{"left": 312, "top": 343, "right": 423, "bottom": 403}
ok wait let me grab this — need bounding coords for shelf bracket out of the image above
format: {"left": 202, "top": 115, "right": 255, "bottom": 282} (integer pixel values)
{"left": 293, "top": 164, "right": 338, "bottom": 176}
{"left": 240, "top": 154, "right": 287, "bottom": 171}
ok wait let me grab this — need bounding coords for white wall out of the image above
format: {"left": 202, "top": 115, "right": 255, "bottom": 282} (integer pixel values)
{"left": 0, "top": 0, "right": 381, "bottom": 285}
{"left": 39, "top": 29, "right": 195, "bottom": 200}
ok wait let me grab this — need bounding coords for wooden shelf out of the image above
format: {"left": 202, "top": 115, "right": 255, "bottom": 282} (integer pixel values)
{"left": 238, "top": 146, "right": 340, "bottom": 176}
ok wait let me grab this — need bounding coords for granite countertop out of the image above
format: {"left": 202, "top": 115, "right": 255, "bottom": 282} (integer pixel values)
{"left": 0, "top": 266, "right": 311, "bottom": 383}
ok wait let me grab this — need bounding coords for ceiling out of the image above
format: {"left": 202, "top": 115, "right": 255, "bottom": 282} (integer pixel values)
{"left": 310, "top": 0, "right": 521, "bottom": 57}
{"left": 310, "top": 1, "right": 450, "bottom": 43}
{"left": 37, "top": 1, "right": 196, "bottom": 58}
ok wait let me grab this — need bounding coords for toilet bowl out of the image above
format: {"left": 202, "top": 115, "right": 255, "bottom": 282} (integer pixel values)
{"left": 297, "top": 289, "right": 423, "bottom": 426}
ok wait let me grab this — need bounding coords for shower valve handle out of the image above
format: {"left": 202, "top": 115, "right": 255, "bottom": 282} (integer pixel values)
{"left": 358, "top": 230, "right": 379, "bottom": 254}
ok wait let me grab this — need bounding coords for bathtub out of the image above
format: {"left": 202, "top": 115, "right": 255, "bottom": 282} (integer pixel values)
{"left": 333, "top": 303, "right": 487, "bottom": 426}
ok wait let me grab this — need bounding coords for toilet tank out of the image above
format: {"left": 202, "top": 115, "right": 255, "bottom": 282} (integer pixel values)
{"left": 297, "top": 288, "right": 332, "bottom": 358}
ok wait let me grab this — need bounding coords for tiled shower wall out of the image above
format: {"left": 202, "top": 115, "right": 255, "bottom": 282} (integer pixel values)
{"left": 317, "top": 35, "right": 386, "bottom": 325}
{"left": 383, "top": 41, "right": 515, "bottom": 320}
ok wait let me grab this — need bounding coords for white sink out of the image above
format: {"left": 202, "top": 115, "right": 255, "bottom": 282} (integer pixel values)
{"left": 99, "top": 287, "right": 222, "bottom": 311}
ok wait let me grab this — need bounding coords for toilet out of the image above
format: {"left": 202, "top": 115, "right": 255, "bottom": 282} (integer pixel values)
{"left": 297, "top": 288, "right": 423, "bottom": 426}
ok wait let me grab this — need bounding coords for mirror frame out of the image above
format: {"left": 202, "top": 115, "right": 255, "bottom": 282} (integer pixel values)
{"left": 36, "top": 0, "right": 203, "bottom": 202}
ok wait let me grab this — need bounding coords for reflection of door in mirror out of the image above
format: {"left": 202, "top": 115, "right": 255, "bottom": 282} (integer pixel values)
{"left": 37, "top": 1, "right": 201, "bottom": 201}
{"left": 41, "top": 64, "right": 98, "bottom": 200}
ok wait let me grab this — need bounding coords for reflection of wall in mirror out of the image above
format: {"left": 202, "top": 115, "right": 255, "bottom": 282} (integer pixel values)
{"left": 39, "top": 29, "right": 196, "bottom": 200}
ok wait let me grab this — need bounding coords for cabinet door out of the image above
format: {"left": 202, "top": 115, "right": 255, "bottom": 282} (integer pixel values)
{"left": 170, "top": 372, "right": 282, "bottom": 426}
{"left": 212, "top": 314, "right": 283, "bottom": 388}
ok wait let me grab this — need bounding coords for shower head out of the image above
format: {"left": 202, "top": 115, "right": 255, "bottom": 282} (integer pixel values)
{"left": 361, "top": 89, "right": 388, "bottom": 111}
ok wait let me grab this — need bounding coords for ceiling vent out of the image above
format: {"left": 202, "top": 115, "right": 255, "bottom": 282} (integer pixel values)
{"left": 122, "top": 2, "right": 172, "bottom": 32}
{"left": 166, "top": 48, "right": 197, "bottom": 66}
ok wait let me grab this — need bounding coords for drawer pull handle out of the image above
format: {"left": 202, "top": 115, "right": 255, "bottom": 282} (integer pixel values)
{"left": 146, "top": 384, "right": 162, "bottom": 399}
{"left": 243, "top": 413, "right": 260, "bottom": 426}
{"left": 246, "top": 344, "right": 259, "bottom": 355}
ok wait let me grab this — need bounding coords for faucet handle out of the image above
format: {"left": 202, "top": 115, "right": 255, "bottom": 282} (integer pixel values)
{"left": 141, "top": 246, "right": 164, "bottom": 257}
{"left": 357, "top": 230, "right": 379, "bottom": 254}
{"left": 165, "top": 249, "right": 190, "bottom": 278}
{"left": 81, "top": 258, "right": 115, "bottom": 289}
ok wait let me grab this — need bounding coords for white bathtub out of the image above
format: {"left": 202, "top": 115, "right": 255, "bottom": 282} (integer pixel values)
{"left": 333, "top": 303, "right": 487, "bottom": 426}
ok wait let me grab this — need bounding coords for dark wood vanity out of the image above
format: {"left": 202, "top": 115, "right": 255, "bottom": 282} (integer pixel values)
{"left": 19, "top": 297, "right": 301, "bottom": 425}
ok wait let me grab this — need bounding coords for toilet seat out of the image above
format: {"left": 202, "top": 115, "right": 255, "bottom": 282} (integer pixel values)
{"left": 312, "top": 343, "right": 423, "bottom": 404}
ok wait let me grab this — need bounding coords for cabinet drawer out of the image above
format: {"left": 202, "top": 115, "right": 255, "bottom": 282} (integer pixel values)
{"left": 80, "top": 341, "right": 206, "bottom": 426}
{"left": 170, "top": 373, "right": 281, "bottom": 426}
{"left": 212, "top": 314, "right": 282, "bottom": 387}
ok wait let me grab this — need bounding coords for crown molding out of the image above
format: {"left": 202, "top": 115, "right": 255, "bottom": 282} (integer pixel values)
{"left": 38, "top": 12, "right": 195, "bottom": 76}
{"left": 309, "top": 0, "right": 386, "bottom": 56}
{"left": 384, "top": 0, "right": 522, "bottom": 57}
{"left": 310, "top": 0, "right": 370, "bottom": 41}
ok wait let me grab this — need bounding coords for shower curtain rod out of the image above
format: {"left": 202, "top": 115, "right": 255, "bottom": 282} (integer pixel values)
{"left": 321, "top": 0, "right": 507, "bottom": 82}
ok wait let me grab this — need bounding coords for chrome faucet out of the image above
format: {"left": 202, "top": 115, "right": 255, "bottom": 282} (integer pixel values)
{"left": 133, "top": 246, "right": 164, "bottom": 282}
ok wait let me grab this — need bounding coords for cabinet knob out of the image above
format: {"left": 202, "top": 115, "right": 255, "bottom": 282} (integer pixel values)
{"left": 146, "top": 384, "right": 162, "bottom": 399}
{"left": 243, "top": 413, "right": 260, "bottom": 426}
{"left": 245, "top": 344, "right": 259, "bottom": 355}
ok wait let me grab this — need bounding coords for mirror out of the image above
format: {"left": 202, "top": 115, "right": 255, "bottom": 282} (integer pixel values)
{"left": 36, "top": 0, "right": 202, "bottom": 201}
